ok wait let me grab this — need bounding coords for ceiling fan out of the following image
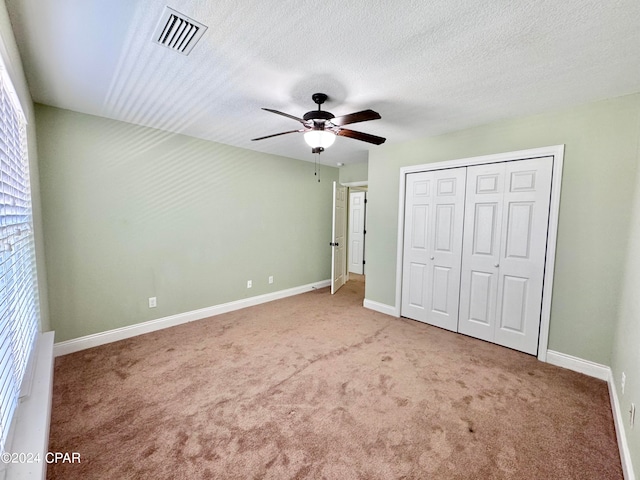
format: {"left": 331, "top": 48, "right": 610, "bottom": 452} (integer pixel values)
{"left": 251, "top": 93, "right": 386, "bottom": 154}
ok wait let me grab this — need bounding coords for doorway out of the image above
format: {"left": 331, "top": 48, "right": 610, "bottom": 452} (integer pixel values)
{"left": 348, "top": 188, "right": 367, "bottom": 275}
{"left": 331, "top": 182, "right": 368, "bottom": 295}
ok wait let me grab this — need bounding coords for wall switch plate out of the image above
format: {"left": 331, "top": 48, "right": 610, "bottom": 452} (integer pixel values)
{"left": 622, "top": 372, "right": 626, "bottom": 395}
{"left": 268, "top": 276, "right": 274, "bottom": 284}
{"left": 247, "top": 280, "right": 252, "bottom": 288}
{"left": 148, "top": 297, "right": 157, "bottom": 308}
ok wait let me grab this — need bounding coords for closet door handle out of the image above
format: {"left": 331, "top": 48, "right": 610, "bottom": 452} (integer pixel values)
{"left": 430, "top": 256, "right": 434, "bottom": 260}
{"left": 494, "top": 263, "right": 500, "bottom": 268}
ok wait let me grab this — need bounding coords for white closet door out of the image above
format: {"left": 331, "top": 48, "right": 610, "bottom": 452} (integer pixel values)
{"left": 458, "top": 164, "right": 505, "bottom": 342}
{"left": 493, "top": 158, "right": 553, "bottom": 354}
{"left": 459, "top": 157, "right": 553, "bottom": 354}
{"left": 427, "top": 168, "right": 466, "bottom": 330}
{"left": 401, "top": 172, "right": 433, "bottom": 322}
{"left": 401, "top": 168, "right": 466, "bottom": 331}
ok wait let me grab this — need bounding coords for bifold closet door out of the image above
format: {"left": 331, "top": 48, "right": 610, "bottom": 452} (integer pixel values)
{"left": 458, "top": 157, "right": 553, "bottom": 354}
{"left": 401, "top": 168, "right": 466, "bottom": 331}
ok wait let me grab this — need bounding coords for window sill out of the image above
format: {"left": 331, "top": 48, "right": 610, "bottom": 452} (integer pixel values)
{"left": 2, "top": 332, "right": 54, "bottom": 480}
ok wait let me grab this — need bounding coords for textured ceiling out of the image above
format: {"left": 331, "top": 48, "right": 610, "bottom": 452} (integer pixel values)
{"left": 6, "top": 0, "right": 640, "bottom": 165}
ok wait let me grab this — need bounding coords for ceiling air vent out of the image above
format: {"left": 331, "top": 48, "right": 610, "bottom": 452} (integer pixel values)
{"left": 152, "top": 7, "right": 207, "bottom": 55}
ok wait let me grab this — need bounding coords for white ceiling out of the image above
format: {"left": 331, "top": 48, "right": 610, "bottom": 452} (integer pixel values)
{"left": 6, "top": 0, "right": 640, "bottom": 165}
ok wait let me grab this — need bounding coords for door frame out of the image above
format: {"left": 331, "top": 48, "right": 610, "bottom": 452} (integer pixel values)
{"left": 394, "top": 145, "right": 565, "bottom": 362}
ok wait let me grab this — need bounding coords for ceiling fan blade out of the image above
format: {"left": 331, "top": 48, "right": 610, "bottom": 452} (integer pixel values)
{"left": 331, "top": 109, "right": 381, "bottom": 126}
{"left": 251, "top": 129, "right": 302, "bottom": 141}
{"left": 262, "top": 108, "right": 305, "bottom": 124}
{"left": 336, "top": 128, "right": 386, "bottom": 145}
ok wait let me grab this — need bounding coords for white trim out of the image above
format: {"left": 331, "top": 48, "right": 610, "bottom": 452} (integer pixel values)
{"left": 363, "top": 299, "right": 399, "bottom": 317}
{"left": 394, "top": 145, "right": 565, "bottom": 359}
{"left": 394, "top": 161, "right": 408, "bottom": 318}
{"left": 54, "top": 280, "right": 330, "bottom": 357}
{"left": 545, "top": 350, "right": 634, "bottom": 479}
{"left": 341, "top": 181, "right": 368, "bottom": 187}
{"left": 545, "top": 350, "right": 610, "bottom": 380}
{"left": 537, "top": 146, "right": 564, "bottom": 361}
{"left": 607, "top": 370, "right": 636, "bottom": 480}
{"left": 3, "top": 331, "right": 54, "bottom": 480}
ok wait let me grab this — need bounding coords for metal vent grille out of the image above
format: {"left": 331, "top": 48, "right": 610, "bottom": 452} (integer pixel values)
{"left": 152, "top": 7, "right": 207, "bottom": 55}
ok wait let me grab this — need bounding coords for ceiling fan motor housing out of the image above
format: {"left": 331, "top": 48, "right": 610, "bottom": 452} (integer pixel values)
{"left": 303, "top": 110, "right": 335, "bottom": 122}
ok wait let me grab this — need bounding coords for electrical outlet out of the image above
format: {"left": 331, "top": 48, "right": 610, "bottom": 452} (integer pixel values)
{"left": 631, "top": 403, "right": 636, "bottom": 429}
{"left": 247, "top": 280, "right": 252, "bottom": 288}
{"left": 622, "top": 372, "right": 626, "bottom": 395}
{"left": 148, "top": 297, "right": 157, "bottom": 308}
{"left": 268, "top": 276, "right": 274, "bottom": 284}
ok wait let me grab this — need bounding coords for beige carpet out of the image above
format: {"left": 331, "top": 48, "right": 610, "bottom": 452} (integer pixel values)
{"left": 48, "top": 276, "right": 623, "bottom": 479}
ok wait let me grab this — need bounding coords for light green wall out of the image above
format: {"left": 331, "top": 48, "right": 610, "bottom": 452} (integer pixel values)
{"left": 0, "top": 0, "right": 49, "bottom": 331}
{"left": 36, "top": 105, "right": 338, "bottom": 342}
{"left": 339, "top": 161, "right": 368, "bottom": 184}
{"left": 611, "top": 124, "right": 640, "bottom": 474}
{"left": 366, "top": 93, "right": 640, "bottom": 366}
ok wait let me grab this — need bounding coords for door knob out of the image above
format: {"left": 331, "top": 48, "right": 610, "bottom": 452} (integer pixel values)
{"left": 430, "top": 256, "right": 434, "bottom": 260}
{"left": 494, "top": 263, "right": 499, "bottom": 268}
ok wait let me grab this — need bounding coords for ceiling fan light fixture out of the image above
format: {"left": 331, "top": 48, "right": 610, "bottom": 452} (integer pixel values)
{"left": 304, "top": 130, "right": 336, "bottom": 149}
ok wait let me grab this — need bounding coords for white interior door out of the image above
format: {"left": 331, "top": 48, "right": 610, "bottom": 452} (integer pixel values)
{"left": 458, "top": 164, "right": 505, "bottom": 342}
{"left": 428, "top": 168, "right": 467, "bottom": 330}
{"left": 348, "top": 191, "right": 366, "bottom": 275}
{"left": 331, "top": 182, "right": 347, "bottom": 294}
{"left": 493, "top": 158, "right": 553, "bottom": 354}
{"left": 401, "top": 168, "right": 466, "bottom": 331}
{"left": 458, "top": 157, "right": 553, "bottom": 354}
{"left": 401, "top": 172, "right": 433, "bottom": 321}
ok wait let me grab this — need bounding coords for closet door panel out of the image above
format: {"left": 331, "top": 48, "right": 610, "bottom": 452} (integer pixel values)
{"left": 468, "top": 270, "right": 493, "bottom": 325}
{"left": 401, "top": 168, "right": 465, "bottom": 331}
{"left": 401, "top": 173, "right": 433, "bottom": 322}
{"left": 458, "top": 164, "right": 505, "bottom": 342}
{"left": 494, "top": 157, "right": 553, "bottom": 354}
{"left": 426, "top": 168, "right": 466, "bottom": 331}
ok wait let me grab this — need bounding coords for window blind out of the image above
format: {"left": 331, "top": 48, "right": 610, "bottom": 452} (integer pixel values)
{"left": 0, "top": 66, "right": 39, "bottom": 454}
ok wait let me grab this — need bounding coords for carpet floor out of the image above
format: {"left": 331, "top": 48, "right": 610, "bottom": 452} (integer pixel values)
{"left": 48, "top": 276, "right": 623, "bottom": 479}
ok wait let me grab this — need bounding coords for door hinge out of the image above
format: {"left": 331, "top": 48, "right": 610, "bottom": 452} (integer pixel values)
{"left": 364, "top": 198, "right": 368, "bottom": 204}
{"left": 363, "top": 260, "right": 366, "bottom": 265}
{"left": 364, "top": 229, "right": 367, "bottom": 234}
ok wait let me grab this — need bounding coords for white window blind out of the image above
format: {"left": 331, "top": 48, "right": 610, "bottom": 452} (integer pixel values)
{"left": 0, "top": 64, "right": 39, "bottom": 454}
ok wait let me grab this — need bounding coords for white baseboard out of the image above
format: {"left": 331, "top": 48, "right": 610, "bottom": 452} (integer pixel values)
{"left": 545, "top": 350, "right": 610, "bottom": 380}
{"left": 546, "top": 350, "right": 635, "bottom": 480}
{"left": 4, "top": 331, "right": 54, "bottom": 480}
{"left": 54, "top": 280, "right": 330, "bottom": 357}
{"left": 363, "top": 298, "right": 399, "bottom": 317}
{"left": 607, "top": 370, "right": 636, "bottom": 480}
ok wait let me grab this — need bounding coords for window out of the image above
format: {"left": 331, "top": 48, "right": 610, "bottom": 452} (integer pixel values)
{"left": 0, "top": 60, "right": 39, "bottom": 454}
